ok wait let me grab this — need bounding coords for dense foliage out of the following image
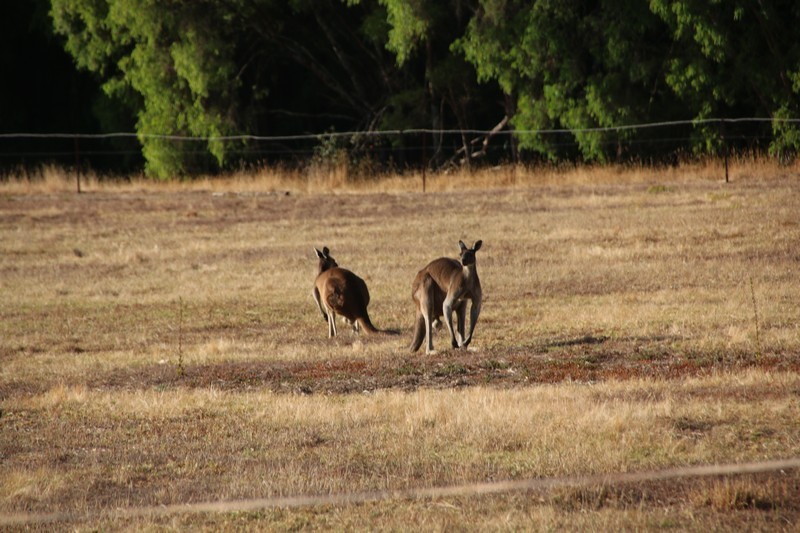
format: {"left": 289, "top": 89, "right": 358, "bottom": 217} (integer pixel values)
{"left": 8, "top": 1, "right": 800, "bottom": 177}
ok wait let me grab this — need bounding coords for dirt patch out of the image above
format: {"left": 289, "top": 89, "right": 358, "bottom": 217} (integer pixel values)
{"left": 75, "top": 345, "right": 800, "bottom": 396}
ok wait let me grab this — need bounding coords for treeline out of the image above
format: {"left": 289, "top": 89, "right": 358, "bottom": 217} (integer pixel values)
{"left": 6, "top": 1, "right": 800, "bottom": 178}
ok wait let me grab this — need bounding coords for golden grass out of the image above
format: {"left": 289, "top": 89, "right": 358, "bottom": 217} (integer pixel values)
{"left": 2, "top": 161, "right": 800, "bottom": 529}
{"left": 3, "top": 372, "right": 799, "bottom": 529}
{"left": 3, "top": 153, "right": 798, "bottom": 194}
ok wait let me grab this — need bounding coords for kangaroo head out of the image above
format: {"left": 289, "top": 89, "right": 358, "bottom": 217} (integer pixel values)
{"left": 458, "top": 240, "right": 482, "bottom": 267}
{"left": 314, "top": 246, "right": 338, "bottom": 274}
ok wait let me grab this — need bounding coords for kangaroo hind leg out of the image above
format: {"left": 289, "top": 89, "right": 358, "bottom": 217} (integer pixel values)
{"left": 327, "top": 309, "right": 337, "bottom": 337}
{"left": 313, "top": 287, "right": 327, "bottom": 322}
{"left": 455, "top": 300, "right": 467, "bottom": 348}
{"left": 419, "top": 275, "right": 436, "bottom": 354}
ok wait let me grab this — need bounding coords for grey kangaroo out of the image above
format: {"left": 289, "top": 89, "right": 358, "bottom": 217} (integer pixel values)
{"left": 410, "top": 240, "right": 483, "bottom": 354}
{"left": 312, "top": 246, "right": 379, "bottom": 338}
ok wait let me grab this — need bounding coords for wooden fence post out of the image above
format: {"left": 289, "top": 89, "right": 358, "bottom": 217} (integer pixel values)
{"left": 73, "top": 135, "right": 82, "bottom": 193}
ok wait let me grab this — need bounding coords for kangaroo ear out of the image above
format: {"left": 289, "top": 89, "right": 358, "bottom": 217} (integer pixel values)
{"left": 314, "top": 248, "right": 324, "bottom": 259}
{"left": 459, "top": 240, "right": 468, "bottom": 253}
{"left": 473, "top": 240, "right": 482, "bottom": 252}
{"left": 322, "top": 246, "right": 330, "bottom": 256}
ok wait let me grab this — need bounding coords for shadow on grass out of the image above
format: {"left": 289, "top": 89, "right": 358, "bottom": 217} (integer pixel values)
{"left": 543, "top": 335, "right": 609, "bottom": 349}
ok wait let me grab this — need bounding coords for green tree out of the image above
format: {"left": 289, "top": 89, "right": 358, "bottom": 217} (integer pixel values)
{"left": 650, "top": 0, "right": 800, "bottom": 156}
{"left": 51, "top": 0, "right": 243, "bottom": 178}
{"left": 457, "top": 0, "right": 679, "bottom": 161}
{"left": 350, "top": 0, "right": 503, "bottom": 165}
{"left": 458, "top": 0, "right": 800, "bottom": 160}
{"left": 48, "top": 0, "right": 800, "bottom": 175}
{"left": 50, "top": 0, "right": 417, "bottom": 178}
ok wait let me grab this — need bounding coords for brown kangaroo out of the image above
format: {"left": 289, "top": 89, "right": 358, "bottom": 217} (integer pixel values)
{"left": 312, "top": 246, "right": 379, "bottom": 338}
{"left": 410, "top": 240, "right": 483, "bottom": 354}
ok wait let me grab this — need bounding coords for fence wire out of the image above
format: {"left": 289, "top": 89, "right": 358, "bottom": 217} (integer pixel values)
{"left": 2, "top": 117, "right": 799, "bottom": 141}
{"left": 0, "top": 117, "right": 797, "bottom": 174}
{"left": 2, "top": 457, "right": 798, "bottom": 526}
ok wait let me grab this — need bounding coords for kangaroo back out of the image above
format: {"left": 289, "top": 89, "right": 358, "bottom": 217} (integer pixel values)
{"left": 324, "top": 277, "right": 347, "bottom": 309}
{"left": 411, "top": 258, "right": 461, "bottom": 313}
{"left": 350, "top": 275, "right": 379, "bottom": 333}
{"left": 323, "top": 268, "right": 381, "bottom": 335}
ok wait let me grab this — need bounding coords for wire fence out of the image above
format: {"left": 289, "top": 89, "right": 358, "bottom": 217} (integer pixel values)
{"left": 1, "top": 117, "right": 798, "bottom": 175}
{"left": 2, "top": 457, "right": 799, "bottom": 526}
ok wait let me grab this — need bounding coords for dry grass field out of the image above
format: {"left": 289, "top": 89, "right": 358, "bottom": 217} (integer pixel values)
{"left": 2, "top": 159, "right": 800, "bottom": 530}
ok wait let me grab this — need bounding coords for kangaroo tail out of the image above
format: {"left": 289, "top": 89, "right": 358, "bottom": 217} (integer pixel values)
{"left": 357, "top": 314, "right": 380, "bottom": 335}
{"left": 409, "top": 313, "right": 425, "bottom": 352}
{"left": 409, "top": 273, "right": 434, "bottom": 352}
{"left": 355, "top": 312, "right": 403, "bottom": 336}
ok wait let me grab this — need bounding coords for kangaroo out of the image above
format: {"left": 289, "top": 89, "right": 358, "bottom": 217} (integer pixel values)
{"left": 410, "top": 240, "right": 483, "bottom": 354}
{"left": 312, "top": 246, "right": 379, "bottom": 338}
